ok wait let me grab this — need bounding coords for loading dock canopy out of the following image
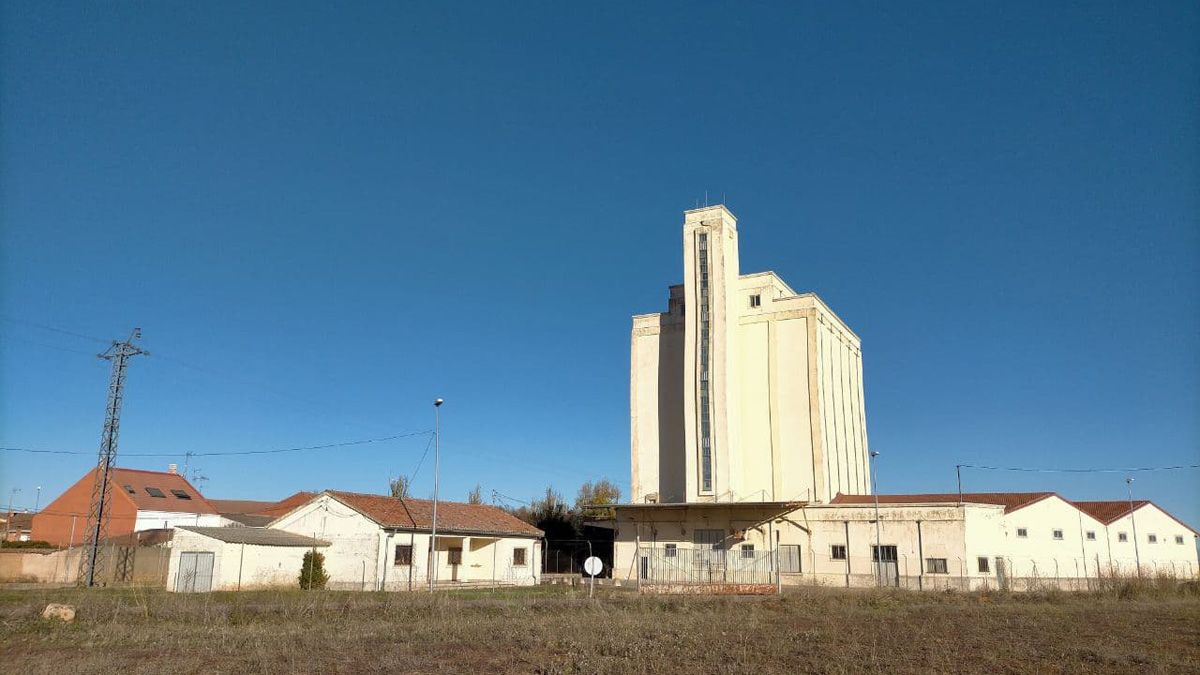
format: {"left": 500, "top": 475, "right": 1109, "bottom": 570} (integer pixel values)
{"left": 176, "top": 526, "right": 329, "bottom": 547}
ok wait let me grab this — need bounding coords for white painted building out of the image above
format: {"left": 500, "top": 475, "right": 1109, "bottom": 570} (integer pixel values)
{"left": 614, "top": 205, "right": 1199, "bottom": 591}
{"left": 269, "top": 491, "right": 543, "bottom": 590}
{"left": 168, "top": 526, "right": 330, "bottom": 592}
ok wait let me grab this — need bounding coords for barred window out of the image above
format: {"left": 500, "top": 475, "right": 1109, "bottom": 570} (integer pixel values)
{"left": 977, "top": 557, "right": 990, "bottom": 573}
{"left": 925, "top": 558, "right": 948, "bottom": 574}
{"left": 741, "top": 544, "right": 755, "bottom": 559}
{"left": 830, "top": 545, "right": 847, "bottom": 560}
{"left": 394, "top": 544, "right": 412, "bottom": 566}
{"left": 513, "top": 548, "right": 527, "bottom": 566}
{"left": 664, "top": 543, "right": 677, "bottom": 558}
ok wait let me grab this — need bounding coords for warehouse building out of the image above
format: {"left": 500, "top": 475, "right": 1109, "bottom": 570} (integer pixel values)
{"left": 614, "top": 205, "right": 1198, "bottom": 591}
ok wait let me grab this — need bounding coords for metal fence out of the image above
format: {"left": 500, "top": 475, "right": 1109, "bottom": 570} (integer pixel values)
{"left": 624, "top": 545, "right": 1198, "bottom": 593}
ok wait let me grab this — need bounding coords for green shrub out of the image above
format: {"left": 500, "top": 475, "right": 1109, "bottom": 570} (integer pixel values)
{"left": 0, "top": 540, "right": 55, "bottom": 549}
{"left": 299, "top": 550, "right": 329, "bottom": 590}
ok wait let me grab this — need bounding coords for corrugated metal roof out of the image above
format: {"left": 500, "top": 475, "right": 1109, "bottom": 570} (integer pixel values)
{"left": 176, "top": 526, "right": 329, "bottom": 547}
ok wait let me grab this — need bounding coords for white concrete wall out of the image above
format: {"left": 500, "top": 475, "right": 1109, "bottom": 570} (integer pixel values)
{"left": 167, "top": 530, "right": 316, "bottom": 591}
{"left": 1098, "top": 505, "right": 1199, "bottom": 578}
{"left": 271, "top": 494, "right": 387, "bottom": 590}
{"left": 134, "top": 510, "right": 223, "bottom": 532}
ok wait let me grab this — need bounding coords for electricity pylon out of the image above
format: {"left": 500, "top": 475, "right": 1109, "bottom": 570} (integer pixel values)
{"left": 79, "top": 328, "right": 148, "bottom": 587}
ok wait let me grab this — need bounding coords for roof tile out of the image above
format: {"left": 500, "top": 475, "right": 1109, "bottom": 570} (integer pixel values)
{"left": 325, "top": 490, "right": 542, "bottom": 537}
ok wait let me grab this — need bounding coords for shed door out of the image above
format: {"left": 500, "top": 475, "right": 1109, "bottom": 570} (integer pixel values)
{"left": 176, "top": 552, "right": 215, "bottom": 593}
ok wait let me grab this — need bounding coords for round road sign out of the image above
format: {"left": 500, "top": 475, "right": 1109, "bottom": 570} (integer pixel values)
{"left": 583, "top": 556, "right": 603, "bottom": 577}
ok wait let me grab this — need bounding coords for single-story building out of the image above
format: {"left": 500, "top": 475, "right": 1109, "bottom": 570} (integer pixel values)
{"left": 612, "top": 492, "right": 1199, "bottom": 591}
{"left": 168, "top": 526, "right": 329, "bottom": 592}
{"left": 269, "top": 490, "right": 544, "bottom": 590}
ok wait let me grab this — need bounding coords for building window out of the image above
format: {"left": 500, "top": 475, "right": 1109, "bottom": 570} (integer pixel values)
{"left": 779, "top": 545, "right": 802, "bottom": 573}
{"left": 871, "top": 545, "right": 898, "bottom": 563}
{"left": 170, "top": 489, "right": 191, "bottom": 500}
{"left": 664, "top": 543, "right": 677, "bottom": 558}
{"left": 925, "top": 558, "right": 948, "bottom": 574}
{"left": 1052, "top": 529, "right": 1064, "bottom": 540}
{"left": 1085, "top": 531, "right": 1096, "bottom": 541}
{"left": 697, "top": 231, "right": 714, "bottom": 493}
{"left": 1176, "top": 536, "right": 1186, "bottom": 545}
{"left": 1016, "top": 528, "right": 1027, "bottom": 538}
{"left": 144, "top": 487, "right": 166, "bottom": 498}
{"left": 1148, "top": 534, "right": 1157, "bottom": 544}
{"left": 448, "top": 547, "right": 463, "bottom": 565}
{"left": 741, "top": 544, "right": 755, "bottom": 559}
{"left": 830, "top": 545, "right": 847, "bottom": 560}
{"left": 693, "top": 529, "right": 725, "bottom": 550}
{"left": 513, "top": 548, "right": 527, "bottom": 566}
{"left": 1118, "top": 532, "right": 1128, "bottom": 542}
{"left": 977, "top": 557, "right": 990, "bottom": 574}
{"left": 749, "top": 294, "right": 761, "bottom": 308}
{"left": 394, "top": 544, "right": 412, "bottom": 566}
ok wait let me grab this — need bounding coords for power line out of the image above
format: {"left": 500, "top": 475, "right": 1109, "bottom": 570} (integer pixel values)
{"left": 0, "top": 431, "right": 433, "bottom": 458}
{"left": 0, "top": 316, "right": 110, "bottom": 344}
{"left": 957, "top": 463, "right": 1200, "bottom": 474}
{"left": 0, "top": 333, "right": 102, "bottom": 357}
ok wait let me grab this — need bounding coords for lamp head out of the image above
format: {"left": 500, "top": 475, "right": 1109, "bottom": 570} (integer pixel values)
{"left": 434, "top": 398, "right": 444, "bottom": 407}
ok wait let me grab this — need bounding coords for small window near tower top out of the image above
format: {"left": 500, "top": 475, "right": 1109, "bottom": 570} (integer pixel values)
{"left": 830, "top": 545, "right": 847, "bottom": 560}
{"left": 1148, "top": 534, "right": 1157, "bottom": 544}
{"left": 1086, "top": 531, "right": 1096, "bottom": 541}
{"left": 1016, "top": 528, "right": 1028, "bottom": 538}
{"left": 749, "top": 294, "right": 761, "bottom": 308}
{"left": 1118, "top": 532, "right": 1128, "bottom": 542}
{"left": 1052, "top": 529, "right": 1064, "bottom": 540}
{"left": 1177, "top": 536, "right": 1186, "bottom": 545}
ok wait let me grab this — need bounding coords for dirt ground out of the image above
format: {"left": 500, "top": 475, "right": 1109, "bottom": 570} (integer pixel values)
{"left": 1, "top": 584, "right": 1198, "bottom": 674}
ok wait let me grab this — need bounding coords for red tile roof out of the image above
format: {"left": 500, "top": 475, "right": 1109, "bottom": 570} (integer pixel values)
{"left": 108, "top": 468, "right": 218, "bottom": 515}
{"left": 1071, "top": 500, "right": 1150, "bottom": 525}
{"left": 258, "top": 492, "right": 317, "bottom": 519}
{"left": 208, "top": 499, "right": 278, "bottom": 515}
{"left": 830, "top": 492, "right": 1056, "bottom": 513}
{"left": 325, "top": 490, "right": 542, "bottom": 537}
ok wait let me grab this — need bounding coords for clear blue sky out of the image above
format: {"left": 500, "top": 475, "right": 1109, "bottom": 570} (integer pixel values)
{"left": 2, "top": 2, "right": 1197, "bottom": 525}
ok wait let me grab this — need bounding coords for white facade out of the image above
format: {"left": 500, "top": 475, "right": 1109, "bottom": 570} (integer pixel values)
{"left": 631, "top": 205, "right": 868, "bottom": 505}
{"left": 134, "top": 510, "right": 223, "bottom": 532}
{"left": 271, "top": 493, "right": 541, "bottom": 590}
{"left": 167, "top": 529, "right": 323, "bottom": 592}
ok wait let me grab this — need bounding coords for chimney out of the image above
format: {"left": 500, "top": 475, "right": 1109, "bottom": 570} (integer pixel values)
{"left": 167, "top": 463, "right": 177, "bottom": 475}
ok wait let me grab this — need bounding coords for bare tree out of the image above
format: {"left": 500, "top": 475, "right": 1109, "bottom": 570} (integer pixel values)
{"left": 467, "top": 483, "right": 483, "bottom": 504}
{"left": 389, "top": 475, "right": 411, "bottom": 499}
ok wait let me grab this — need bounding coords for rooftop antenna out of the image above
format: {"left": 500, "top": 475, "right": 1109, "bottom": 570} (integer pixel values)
{"left": 80, "top": 327, "right": 148, "bottom": 587}
{"left": 704, "top": 190, "right": 708, "bottom": 207}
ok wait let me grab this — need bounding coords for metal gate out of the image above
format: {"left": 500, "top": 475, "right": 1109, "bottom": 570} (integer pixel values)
{"left": 175, "top": 551, "right": 215, "bottom": 593}
{"left": 872, "top": 545, "right": 899, "bottom": 587}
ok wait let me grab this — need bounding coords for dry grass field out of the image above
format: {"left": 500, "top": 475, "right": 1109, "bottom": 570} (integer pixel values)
{"left": 1, "top": 583, "right": 1198, "bottom": 674}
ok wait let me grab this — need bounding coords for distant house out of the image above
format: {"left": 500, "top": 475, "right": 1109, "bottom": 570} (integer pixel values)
{"left": 267, "top": 490, "right": 544, "bottom": 590}
{"left": 32, "top": 467, "right": 221, "bottom": 547}
{"left": 209, "top": 492, "right": 316, "bottom": 527}
{"left": 2, "top": 511, "right": 34, "bottom": 542}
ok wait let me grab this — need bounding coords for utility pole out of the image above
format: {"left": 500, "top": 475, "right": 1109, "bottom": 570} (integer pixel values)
{"left": 870, "top": 451, "right": 882, "bottom": 587}
{"left": 1126, "top": 477, "right": 1142, "bottom": 580}
{"left": 4, "top": 488, "right": 19, "bottom": 543}
{"left": 79, "top": 328, "right": 147, "bottom": 587}
{"left": 429, "top": 398, "right": 443, "bottom": 592}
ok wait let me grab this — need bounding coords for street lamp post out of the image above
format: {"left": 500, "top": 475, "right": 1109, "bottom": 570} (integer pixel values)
{"left": 1126, "top": 477, "right": 1141, "bottom": 580}
{"left": 870, "top": 451, "right": 882, "bottom": 587}
{"left": 4, "top": 488, "right": 19, "bottom": 543}
{"left": 429, "top": 398, "right": 444, "bottom": 592}
{"left": 34, "top": 486, "right": 42, "bottom": 513}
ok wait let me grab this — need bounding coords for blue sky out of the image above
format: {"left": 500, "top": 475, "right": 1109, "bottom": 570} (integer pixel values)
{"left": 1, "top": 2, "right": 1197, "bottom": 525}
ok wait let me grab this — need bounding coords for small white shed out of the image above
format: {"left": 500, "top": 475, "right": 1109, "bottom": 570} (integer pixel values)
{"left": 168, "top": 526, "right": 329, "bottom": 592}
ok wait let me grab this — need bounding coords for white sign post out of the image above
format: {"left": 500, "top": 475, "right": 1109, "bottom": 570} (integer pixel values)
{"left": 583, "top": 556, "right": 603, "bottom": 598}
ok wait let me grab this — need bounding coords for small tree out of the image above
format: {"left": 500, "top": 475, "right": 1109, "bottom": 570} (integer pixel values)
{"left": 467, "top": 483, "right": 484, "bottom": 504}
{"left": 576, "top": 478, "right": 622, "bottom": 519}
{"left": 299, "top": 550, "right": 329, "bottom": 590}
{"left": 389, "top": 475, "right": 411, "bottom": 499}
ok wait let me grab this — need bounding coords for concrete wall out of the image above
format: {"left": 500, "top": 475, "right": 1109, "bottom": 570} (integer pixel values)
{"left": 1, "top": 545, "right": 170, "bottom": 585}
{"left": 134, "top": 511, "right": 223, "bottom": 531}
{"left": 167, "top": 530, "right": 314, "bottom": 591}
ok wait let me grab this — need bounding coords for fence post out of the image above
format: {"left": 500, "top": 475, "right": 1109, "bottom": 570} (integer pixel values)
{"left": 958, "top": 557, "right": 964, "bottom": 591}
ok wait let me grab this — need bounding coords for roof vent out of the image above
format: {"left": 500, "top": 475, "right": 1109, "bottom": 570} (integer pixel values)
{"left": 167, "top": 463, "right": 177, "bottom": 474}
